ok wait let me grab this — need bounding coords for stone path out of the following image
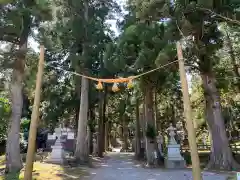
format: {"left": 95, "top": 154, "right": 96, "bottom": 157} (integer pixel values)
{"left": 83, "top": 151, "right": 230, "bottom": 180}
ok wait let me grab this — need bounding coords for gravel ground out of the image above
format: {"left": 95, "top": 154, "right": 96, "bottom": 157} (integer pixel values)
{"left": 83, "top": 152, "right": 230, "bottom": 180}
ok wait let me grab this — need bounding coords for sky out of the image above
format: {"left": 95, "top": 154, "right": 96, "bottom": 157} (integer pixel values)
{"left": 28, "top": 0, "right": 192, "bottom": 91}
{"left": 29, "top": 0, "right": 126, "bottom": 52}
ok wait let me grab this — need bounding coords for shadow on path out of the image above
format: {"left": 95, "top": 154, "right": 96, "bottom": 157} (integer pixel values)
{"left": 83, "top": 151, "right": 230, "bottom": 180}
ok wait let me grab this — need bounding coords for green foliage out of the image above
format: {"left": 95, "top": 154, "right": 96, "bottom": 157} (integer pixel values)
{"left": 0, "top": 96, "right": 10, "bottom": 141}
{"left": 1, "top": 0, "right": 240, "bottom": 172}
{"left": 145, "top": 123, "right": 157, "bottom": 140}
{"left": 183, "top": 150, "right": 192, "bottom": 165}
{"left": 0, "top": 0, "right": 14, "bottom": 4}
{"left": 0, "top": 0, "right": 52, "bottom": 45}
{"left": 20, "top": 118, "right": 30, "bottom": 132}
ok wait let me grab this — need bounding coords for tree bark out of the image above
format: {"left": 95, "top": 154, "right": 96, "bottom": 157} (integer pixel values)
{"left": 122, "top": 114, "right": 129, "bottom": 151}
{"left": 74, "top": 105, "right": 80, "bottom": 135}
{"left": 201, "top": 72, "right": 240, "bottom": 170}
{"left": 105, "top": 121, "right": 112, "bottom": 150}
{"left": 154, "top": 89, "right": 158, "bottom": 129}
{"left": 74, "top": 0, "right": 89, "bottom": 164}
{"left": 88, "top": 108, "right": 94, "bottom": 154}
{"left": 5, "top": 12, "right": 31, "bottom": 173}
{"left": 75, "top": 77, "right": 89, "bottom": 163}
{"left": 104, "top": 120, "right": 109, "bottom": 151}
{"left": 134, "top": 98, "right": 141, "bottom": 159}
{"left": 144, "top": 83, "right": 155, "bottom": 166}
{"left": 102, "top": 89, "right": 107, "bottom": 152}
{"left": 74, "top": 69, "right": 81, "bottom": 134}
{"left": 97, "top": 91, "right": 104, "bottom": 157}
{"left": 5, "top": 63, "right": 24, "bottom": 173}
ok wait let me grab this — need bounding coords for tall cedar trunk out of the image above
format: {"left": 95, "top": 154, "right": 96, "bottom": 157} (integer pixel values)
{"left": 154, "top": 89, "right": 158, "bottom": 129}
{"left": 97, "top": 91, "right": 104, "bottom": 157}
{"left": 74, "top": 105, "right": 80, "bottom": 135}
{"left": 144, "top": 83, "right": 155, "bottom": 166}
{"left": 122, "top": 114, "right": 129, "bottom": 151}
{"left": 97, "top": 78, "right": 107, "bottom": 156}
{"left": 88, "top": 126, "right": 93, "bottom": 155}
{"left": 102, "top": 88, "right": 107, "bottom": 151}
{"left": 134, "top": 98, "right": 141, "bottom": 159}
{"left": 105, "top": 121, "right": 111, "bottom": 150}
{"left": 74, "top": 66, "right": 81, "bottom": 134}
{"left": 108, "top": 121, "right": 112, "bottom": 148}
{"left": 104, "top": 121, "right": 109, "bottom": 151}
{"left": 225, "top": 31, "right": 240, "bottom": 91}
{"left": 75, "top": 0, "right": 89, "bottom": 163}
{"left": 5, "top": 12, "right": 31, "bottom": 173}
{"left": 75, "top": 77, "right": 89, "bottom": 163}
{"left": 88, "top": 108, "right": 94, "bottom": 154}
{"left": 201, "top": 72, "right": 239, "bottom": 170}
{"left": 171, "top": 102, "right": 175, "bottom": 124}
{"left": 87, "top": 123, "right": 92, "bottom": 156}
{"left": 6, "top": 53, "right": 25, "bottom": 173}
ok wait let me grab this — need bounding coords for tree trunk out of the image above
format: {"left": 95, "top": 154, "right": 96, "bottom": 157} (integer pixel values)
{"left": 97, "top": 85, "right": 107, "bottom": 156}
{"left": 88, "top": 128, "right": 93, "bottom": 155}
{"left": 6, "top": 13, "right": 31, "bottom": 173}
{"left": 135, "top": 98, "right": 141, "bottom": 159}
{"left": 201, "top": 72, "right": 240, "bottom": 170}
{"left": 122, "top": 114, "right": 129, "bottom": 151}
{"left": 74, "top": 69, "right": 81, "bottom": 134}
{"left": 5, "top": 63, "right": 24, "bottom": 173}
{"left": 144, "top": 83, "right": 155, "bottom": 166}
{"left": 104, "top": 120, "right": 109, "bottom": 151}
{"left": 154, "top": 89, "right": 158, "bottom": 129}
{"left": 75, "top": 77, "right": 89, "bottom": 163}
{"left": 74, "top": 105, "right": 80, "bottom": 135}
{"left": 106, "top": 121, "right": 112, "bottom": 150}
{"left": 102, "top": 89, "right": 107, "bottom": 152}
{"left": 97, "top": 91, "right": 104, "bottom": 157}
{"left": 75, "top": 0, "right": 89, "bottom": 164}
{"left": 88, "top": 108, "right": 94, "bottom": 154}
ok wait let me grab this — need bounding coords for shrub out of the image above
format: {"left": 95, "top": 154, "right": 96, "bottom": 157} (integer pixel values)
{"left": 0, "top": 97, "right": 10, "bottom": 141}
{"left": 20, "top": 118, "right": 30, "bottom": 132}
{"left": 145, "top": 124, "right": 157, "bottom": 140}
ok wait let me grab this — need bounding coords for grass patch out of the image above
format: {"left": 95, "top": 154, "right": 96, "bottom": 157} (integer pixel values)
{"left": 0, "top": 155, "right": 5, "bottom": 166}
{"left": 0, "top": 160, "right": 88, "bottom": 180}
{"left": 227, "top": 175, "right": 236, "bottom": 180}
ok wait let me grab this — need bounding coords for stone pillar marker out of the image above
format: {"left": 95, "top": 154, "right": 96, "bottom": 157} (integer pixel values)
{"left": 48, "top": 125, "right": 65, "bottom": 164}
{"left": 165, "top": 123, "right": 186, "bottom": 169}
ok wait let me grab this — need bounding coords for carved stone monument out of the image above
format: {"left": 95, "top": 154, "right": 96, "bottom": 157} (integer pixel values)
{"left": 48, "top": 126, "right": 65, "bottom": 164}
{"left": 202, "top": 129, "right": 208, "bottom": 149}
{"left": 165, "top": 123, "right": 186, "bottom": 169}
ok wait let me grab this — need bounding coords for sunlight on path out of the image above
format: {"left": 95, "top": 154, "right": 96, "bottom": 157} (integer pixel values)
{"left": 83, "top": 151, "right": 229, "bottom": 180}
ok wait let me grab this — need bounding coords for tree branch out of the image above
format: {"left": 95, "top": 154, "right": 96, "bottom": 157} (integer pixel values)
{"left": 185, "top": 63, "right": 200, "bottom": 71}
{"left": 0, "top": 26, "right": 19, "bottom": 44}
{"left": 197, "top": 7, "right": 240, "bottom": 26}
{"left": 0, "top": 35, "right": 19, "bottom": 44}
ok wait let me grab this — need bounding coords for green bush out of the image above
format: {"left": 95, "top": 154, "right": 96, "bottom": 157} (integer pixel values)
{"left": 145, "top": 124, "right": 157, "bottom": 140}
{"left": 183, "top": 151, "right": 192, "bottom": 165}
{"left": 0, "top": 97, "right": 10, "bottom": 141}
{"left": 20, "top": 118, "right": 30, "bottom": 132}
{"left": 227, "top": 175, "right": 236, "bottom": 180}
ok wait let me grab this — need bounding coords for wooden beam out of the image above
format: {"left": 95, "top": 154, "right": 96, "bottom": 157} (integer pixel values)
{"left": 24, "top": 45, "right": 45, "bottom": 180}
{"left": 177, "top": 41, "right": 202, "bottom": 180}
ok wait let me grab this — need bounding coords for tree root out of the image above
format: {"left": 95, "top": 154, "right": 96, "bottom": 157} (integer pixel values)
{"left": 205, "top": 156, "right": 240, "bottom": 171}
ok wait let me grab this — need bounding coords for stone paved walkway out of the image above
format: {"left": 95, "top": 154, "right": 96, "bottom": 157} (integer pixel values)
{"left": 83, "top": 152, "right": 229, "bottom": 180}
